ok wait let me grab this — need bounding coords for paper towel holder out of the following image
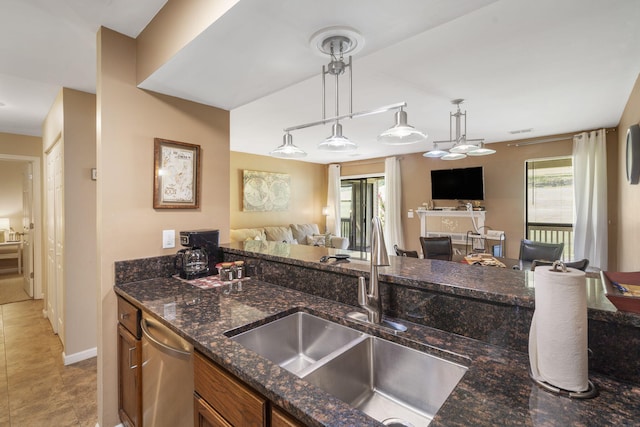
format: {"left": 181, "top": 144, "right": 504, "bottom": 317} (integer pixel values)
{"left": 529, "top": 371, "right": 598, "bottom": 399}
{"left": 551, "top": 260, "right": 567, "bottom": 273}
{"left": 530, "top": 260, "right": 598, "bottom": 399}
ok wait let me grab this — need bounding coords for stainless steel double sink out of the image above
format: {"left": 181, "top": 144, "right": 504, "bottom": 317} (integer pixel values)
{"left": 228, "top": 312, "right": 468, "bottom": 426}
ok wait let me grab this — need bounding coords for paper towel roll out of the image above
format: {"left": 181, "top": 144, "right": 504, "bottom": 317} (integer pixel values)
{"left": 529, "top": 266, "right": 588, "bottom": 392}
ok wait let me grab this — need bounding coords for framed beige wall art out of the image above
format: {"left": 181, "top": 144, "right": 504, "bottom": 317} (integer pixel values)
{"left": 243, "top": 170, "right": 290, "bottom": 212}
{"left": 153, "top": 138, "right": 201, "bottom": 209}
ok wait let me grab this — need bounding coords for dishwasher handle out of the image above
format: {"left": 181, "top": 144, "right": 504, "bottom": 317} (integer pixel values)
{"left": 141, "top": 317, "right": 192, "bottom": 358}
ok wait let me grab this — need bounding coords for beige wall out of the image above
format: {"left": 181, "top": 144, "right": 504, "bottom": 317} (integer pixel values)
{"left": 62, "top": 88, "right": 98, "bottom": 357}
{"left": 136, "top": 0, "right": 240, "bottom": 84}
{"left": 0, "top": 161, "right": 24, "bottom": 269}
{"left": 616, "top": 73, "right": 640, "bottom": 271}
{"left": 0, "top": 161, "right": 25, "bottom": 232}
{"left": 41, "top": 88, "right": 98, "bottom": 359}
{"left": 97, "top": 27, "right": 230, "bottom": 426}
{"left": 0, "top": 132, "right": 41, "bottom": 157}
{"left": 0, "top": 133, "right": 38, "bottom": 267}
{"left": 229, "top": 152, "right": 327, "bottom": 233}
{"left": 336, "top": 132, "right": 620, "bottom": 261}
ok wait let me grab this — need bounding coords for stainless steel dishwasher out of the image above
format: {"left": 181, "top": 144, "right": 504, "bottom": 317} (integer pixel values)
{"left": 141, "top": 313, "right": 194, "bottom": 427}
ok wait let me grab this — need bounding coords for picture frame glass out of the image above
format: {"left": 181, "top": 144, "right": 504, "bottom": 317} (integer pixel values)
{"left": 154, "top": 138, "right": 201, "bottom": 209}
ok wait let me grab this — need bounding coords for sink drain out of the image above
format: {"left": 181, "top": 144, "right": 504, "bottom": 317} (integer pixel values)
{"left": 382, "top": 418, "right": 414, "bottom": 427}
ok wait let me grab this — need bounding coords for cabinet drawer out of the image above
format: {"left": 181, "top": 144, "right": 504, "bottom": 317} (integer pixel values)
{"left": 194, "top": 351, "right": 267, "bottom": 427}
{"left": 117, "top": 296, "right": 141, "bottom": 338}
{"left": 271, "top": 406, "right": 304, "bottom": 427}
{"left": 194, "top": 394, "right": 233, "bottom": 427}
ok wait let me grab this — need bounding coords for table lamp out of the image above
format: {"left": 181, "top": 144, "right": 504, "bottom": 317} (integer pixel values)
{"left": 0, "top": 218, "right": 9, "bottom": 243}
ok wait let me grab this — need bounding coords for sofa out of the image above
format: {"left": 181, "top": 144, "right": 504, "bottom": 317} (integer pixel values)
{"left": 230, "top": 223, "right": 349, "bottom": 249}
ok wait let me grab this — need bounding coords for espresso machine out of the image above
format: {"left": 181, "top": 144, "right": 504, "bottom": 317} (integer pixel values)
{"left": 175, "top": 229, "right": 220, "bottom": 280}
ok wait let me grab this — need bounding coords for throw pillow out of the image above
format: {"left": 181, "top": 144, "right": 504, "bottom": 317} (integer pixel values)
{"left": 306, "top": 235, "right": 326, "bottom": 246}
{"left": 230, "top": 228, "right": 266, "bottom": 242}
{"left": 264, "top": 226, "right": 295, "bottom": 243}
{"left": 290, "top": 224, "right": 320, "bottom": 243}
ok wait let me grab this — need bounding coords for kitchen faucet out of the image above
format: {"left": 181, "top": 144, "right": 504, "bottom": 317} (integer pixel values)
{"left": 349, "top": 217, "right": 406, "bottom": 332}
{"left": 358, "top": 216, "right": 389, "bottom": 324}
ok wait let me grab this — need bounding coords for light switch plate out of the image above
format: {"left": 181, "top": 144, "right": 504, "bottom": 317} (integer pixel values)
{"left": 162, "top": 229, "right": 175, "bottom": 249}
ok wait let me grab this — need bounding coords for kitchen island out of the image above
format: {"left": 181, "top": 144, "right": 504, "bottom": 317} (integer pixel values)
{"left": 114, "top": 242, "right": 640, "bottom": 426}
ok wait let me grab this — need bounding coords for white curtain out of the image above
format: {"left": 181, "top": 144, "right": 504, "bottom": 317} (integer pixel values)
{"left": 327, "top": 164, "right": 341, "bottom": 236}
{"left": 573, "top": 129, "right": 607, "bottom": 269}
{"left": 384, "top": 157, "right": 404, "bottom": 255}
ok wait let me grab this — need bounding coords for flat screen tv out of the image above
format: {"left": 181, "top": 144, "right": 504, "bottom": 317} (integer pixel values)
{"left": 431, "top": 166, "right": 484, "bottom": 200}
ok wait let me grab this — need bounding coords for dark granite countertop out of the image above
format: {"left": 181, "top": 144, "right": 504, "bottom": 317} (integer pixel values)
{"left": 222, "top": 241, "right": 640, "bottom": 328}
{"left": 115, "top": 276, "right": 640, "bottom": 427}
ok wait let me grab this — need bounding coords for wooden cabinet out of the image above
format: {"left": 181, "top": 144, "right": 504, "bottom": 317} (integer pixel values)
{"left": 271, "top": 407, "right": 304, "bottom": 427}
{"left": 194, "top": 351, "right": 267, "bottom": 427}
{"left": 193, "top": 351, "right": 307, "bottom": 427}
{"left": 117, "top": 297, "right": 142, "bottom": 427}
{"left": 194, "top": 394, "right": 233, "bottom": 427}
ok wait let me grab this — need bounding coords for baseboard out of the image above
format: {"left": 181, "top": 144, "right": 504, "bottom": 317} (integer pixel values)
{"left": 62, "top": 346, "right": 97, "bottom": 365}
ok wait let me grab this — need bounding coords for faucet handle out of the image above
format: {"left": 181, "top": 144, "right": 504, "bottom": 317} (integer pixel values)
{"left": 358, "top": 276, "right": 367, "bottom": 305}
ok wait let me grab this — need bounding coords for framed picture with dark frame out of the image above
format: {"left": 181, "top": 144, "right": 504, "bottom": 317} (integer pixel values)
{"left": 153, "top": 138, "right": 201, "bottom": 209}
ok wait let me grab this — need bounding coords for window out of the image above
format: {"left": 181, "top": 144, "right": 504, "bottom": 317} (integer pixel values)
{"left": 340, "top": 176, "right": 385, "bottom": 251}
{"left": 525, "top": 157, "right": 574, "bottom": 260}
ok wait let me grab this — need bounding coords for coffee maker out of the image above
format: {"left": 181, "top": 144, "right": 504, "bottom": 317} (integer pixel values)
{"left": 176, "top": 229, "right": 220, "bottom": 280}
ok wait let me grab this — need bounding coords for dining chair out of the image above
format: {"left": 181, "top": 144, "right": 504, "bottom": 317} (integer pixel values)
{"left": 393, "top": 244, "right": 419, "bottom": 258}
{"left": 530, "top": 258, "right": 589, "bottom": 271}
{"left": 513, "top": 239, "right": 564, "bottom": 270}
{"left": 419, "top": 236, "right": 453, "bottom": 261}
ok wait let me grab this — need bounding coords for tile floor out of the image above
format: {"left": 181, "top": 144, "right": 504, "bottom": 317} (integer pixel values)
{"left": 0, "top": 299, "right": 97, "bottom": 426}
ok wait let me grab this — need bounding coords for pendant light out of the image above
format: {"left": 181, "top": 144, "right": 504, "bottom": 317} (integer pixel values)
{"left": 377, "top": 108, "right": 427, "bottom": 145}
{"left": 424, "top": 99, "right": 493, "bottom": 160}
{"left": 269, "top": 133, "right": 307, "bottom": 158}
{"left": 318, "top": 121, "right": 357, "bottom": 151}
{"left": 272, "top": 27, "right": 427, "bottom": 158}
{"left": 467, "top": 142, "right": 496, "bottom": 156}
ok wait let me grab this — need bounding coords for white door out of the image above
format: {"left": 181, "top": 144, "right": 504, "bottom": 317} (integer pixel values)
{"left": 54, "top": 142, "right": 65, "bottom": 343}
{"left": 22, "top": 162, "right": 34, "bottom": 297}
{"left": 46, "top": 141, "right": 64, "bottom": 337}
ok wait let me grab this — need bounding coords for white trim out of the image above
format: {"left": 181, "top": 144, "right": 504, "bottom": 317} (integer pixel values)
{"left": 62, "top": 346, "right": 97, "bottom": 365}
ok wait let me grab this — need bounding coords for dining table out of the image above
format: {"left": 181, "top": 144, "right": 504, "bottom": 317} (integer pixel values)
{"left": 452, "top": 252, "right": 600, "bottom": 278}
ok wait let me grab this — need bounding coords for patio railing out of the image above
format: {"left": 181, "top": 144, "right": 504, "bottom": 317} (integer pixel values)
{"left": 526, "top": 222, "right": 574, "bottom": 260}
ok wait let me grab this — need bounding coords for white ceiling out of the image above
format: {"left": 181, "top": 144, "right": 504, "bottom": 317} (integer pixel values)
{"left": 0, "top": 0, "right": 167, "bottom": 136}
{"left": 2, "top": 0, "right": 640, "bottom": 164}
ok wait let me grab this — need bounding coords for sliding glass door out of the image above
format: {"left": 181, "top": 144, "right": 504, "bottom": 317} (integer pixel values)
{"left": 340, "top": 176, "right": 385, "bottom": 251}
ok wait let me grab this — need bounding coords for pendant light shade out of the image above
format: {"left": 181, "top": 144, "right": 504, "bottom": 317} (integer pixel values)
{"left": 422, "top": 145, "right": 448, "bottom": 158}
{"left": 448, "top": 142, "right": 478, "bottom": 154}
{"left": 441, "top": 152, "right": 467, "bottom": 161}
{"left": 377, "top": 109, "right": 427, "bottom": 145}
{"left": 467, "top": 142, "right": 496, "bottom": 156}
{"left": 318, "top": 122, "right": 357, "bottom": 152}
{"left": 269, "top": 133, "right": 307, "bottom": 158}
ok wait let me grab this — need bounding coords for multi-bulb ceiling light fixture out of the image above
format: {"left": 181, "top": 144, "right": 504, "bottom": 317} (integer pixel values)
{"left": 270, "top": 27, "right": 427, "bottom": 158}
{"left": 423, "top": 99, "right": 495, "bottom": 160}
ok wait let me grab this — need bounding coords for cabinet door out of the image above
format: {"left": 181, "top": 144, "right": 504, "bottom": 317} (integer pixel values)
{"left": 194, "top": 395, "right": 233, "bottom": 427}
{"left": 194, "top": 351, "right": 267, "bottom": 426}
{"left": 271, "top": 406, "right": 304, "bottom": 427}
{"left": 118, "top": 324, "right": 142, "bottom": 427}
